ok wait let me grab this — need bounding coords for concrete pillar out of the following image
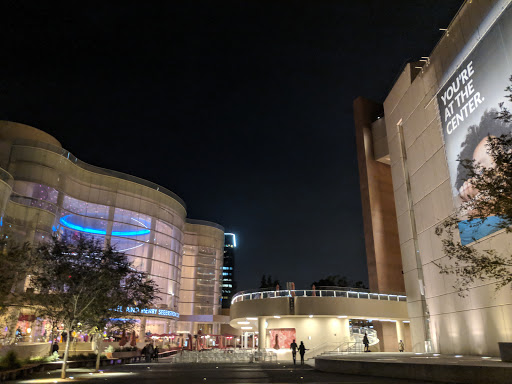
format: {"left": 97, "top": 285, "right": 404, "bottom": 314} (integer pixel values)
{"left": 104, "top": 206, "right": 115, "bottom": 247}
{"left": 140, "top": 317, "right": 147, "bottom": 341}
{"left": 396, "top": 320, "right": 405, "bottom": 350}
{"left": 258, "top": 317, "right": 267, "bottom": 350}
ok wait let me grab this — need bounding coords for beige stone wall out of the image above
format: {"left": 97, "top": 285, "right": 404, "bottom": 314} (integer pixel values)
{"left": 179, "top": 221, "right": 224, "bottom": 323}
{"left": 384, "top": 0, "right": 512, "bottom": 355}
{"left": 354, "top": 97, "right": 404, "bottom": 294}
{"left": 0, "top": 121, "right": 62, "bottom": 169}
{"left": 230, "top": 296, "right": 409, "bottom": 321}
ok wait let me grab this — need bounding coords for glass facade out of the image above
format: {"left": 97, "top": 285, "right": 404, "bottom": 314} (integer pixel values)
{"left": 0, "top": 121, "right": 227, "bottom": 335}
{"left": 179, "top": 220, "right": 224, "bottom": 322}
{"left": 3, "top": 140, "right": 186, "bottom": 313}
{"left": 222, "top": 233, "right": 236, "bottom": 308}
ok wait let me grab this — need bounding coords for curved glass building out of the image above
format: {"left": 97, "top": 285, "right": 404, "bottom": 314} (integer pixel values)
{"left": 0, "top": 121, "right": 224, "bottom": 336}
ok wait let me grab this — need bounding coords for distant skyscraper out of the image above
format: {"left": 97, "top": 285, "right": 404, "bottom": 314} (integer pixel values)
{"left": 222, "top": 233, "right": 237, "bottom": 308}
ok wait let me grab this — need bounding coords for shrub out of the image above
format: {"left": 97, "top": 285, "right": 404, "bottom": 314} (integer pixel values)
{"left": 48, "top": 351, "right": 60, "bottom": 362}
{"left": 104, "top": 345, "right": 115, "bottom": 353}
{"left": 0, "top": 351, "right": 21, "bottom": 370}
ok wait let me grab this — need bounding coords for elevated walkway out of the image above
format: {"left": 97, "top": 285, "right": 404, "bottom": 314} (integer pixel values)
{"left": 315, "top": 352, "right": 512, "bottom": 384}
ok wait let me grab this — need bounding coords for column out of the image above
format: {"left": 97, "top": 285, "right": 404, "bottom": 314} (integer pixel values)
{"left": 140, "top": 318, "right": 147, "bottom": 342}
{"left": 104, "top": 206, "right": 115, "bottom": 247}
{"left": 258, "top": 317, "right": 267, "bottom": 350}
{"left": 396, "top": 320, "right": 405, "bottom": 350}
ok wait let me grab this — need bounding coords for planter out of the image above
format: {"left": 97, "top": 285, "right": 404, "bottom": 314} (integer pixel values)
{"left": 112, "top": 351, "right": 140, "bottom": 359}
{"left": 498, "top": 342, "right": 512, "bottom": 362}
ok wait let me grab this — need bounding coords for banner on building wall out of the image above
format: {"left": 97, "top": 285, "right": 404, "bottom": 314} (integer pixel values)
{"left": 437, "top": 3, "right": 512, "bottom": 245}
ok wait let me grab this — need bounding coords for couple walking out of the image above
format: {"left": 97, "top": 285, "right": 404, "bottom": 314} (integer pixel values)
{"left": 290, "top": 339, "right": 308, "bottom": 365}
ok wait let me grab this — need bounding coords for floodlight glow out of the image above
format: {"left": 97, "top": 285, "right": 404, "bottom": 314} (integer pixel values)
{"left": 60, "top": 215, "right": 150, "bottom": 237}
{"left": 225, "top": 233, "right": 237, "bottom": 247}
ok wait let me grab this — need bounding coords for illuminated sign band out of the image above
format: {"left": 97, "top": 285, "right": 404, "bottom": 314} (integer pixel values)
{"left": 60, "top": 215, "right": 151, "bottom": 237}
{"left": 114, "top": 305, "right": 179, "bottom": 319}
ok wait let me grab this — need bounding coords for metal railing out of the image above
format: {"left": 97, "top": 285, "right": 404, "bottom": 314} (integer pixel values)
{"left": 9, "top": 194, "right": 58, "bottom": 214}
{"left": 231, "top": 288, "right": 406, "bottom": 305}
{"left": 171, "top": 349, "right": 276, "bottom": 364}
{"left": 11, "top": 139, "right": 186, "bottom": 209}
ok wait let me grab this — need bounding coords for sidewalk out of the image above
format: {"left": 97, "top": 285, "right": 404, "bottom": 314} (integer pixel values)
{"left": 315, "top": 352, "right": 512, "bottom": 384}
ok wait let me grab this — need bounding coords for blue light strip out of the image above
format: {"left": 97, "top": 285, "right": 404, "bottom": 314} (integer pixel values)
{"left": 60, "top": 215, "right": 150, "bottom": 237}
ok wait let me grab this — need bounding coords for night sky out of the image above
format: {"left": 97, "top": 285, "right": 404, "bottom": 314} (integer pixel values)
{"left": 1, "top": 1, "right": 464, "bottom": 291}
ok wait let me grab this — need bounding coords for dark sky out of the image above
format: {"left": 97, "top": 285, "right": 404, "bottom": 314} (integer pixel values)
{"left": 1, "top": 1, "right": 464, "bottom": 291}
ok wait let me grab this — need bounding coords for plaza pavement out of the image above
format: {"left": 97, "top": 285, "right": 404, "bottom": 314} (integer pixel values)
{"left": 19, "top": 358, "right": 455, "bottom": 383}
{"left": 315, "top": 352, "right": 512, "bottom": 384}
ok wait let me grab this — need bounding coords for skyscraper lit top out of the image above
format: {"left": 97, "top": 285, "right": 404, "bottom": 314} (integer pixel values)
{"left": 222, "top": 233, "right": 237, "bottom": 308}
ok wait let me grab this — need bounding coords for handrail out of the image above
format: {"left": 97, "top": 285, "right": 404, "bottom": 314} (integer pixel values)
{"left": 231, "top": 288, "right": 407, "bottom": 305}
{"left": 0, "top": 167, "right": 13, "bottom": 187}
{"left": 11, "top": 139, "right": 187, "bottom": 209}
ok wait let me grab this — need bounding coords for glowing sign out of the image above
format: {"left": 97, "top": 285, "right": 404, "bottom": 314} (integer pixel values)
{"left": 60, "top": 215, "right": 150, "bottom": 237}
{"left": 114, "top": 305, "right": 179, "bottom": 318}
{"left": 225, "top": 233, "right": 237, "bottom": 247}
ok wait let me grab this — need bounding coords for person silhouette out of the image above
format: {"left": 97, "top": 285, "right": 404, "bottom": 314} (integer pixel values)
{"left": 290, "top": 339, "right": 298, "bottom": 364}
{"left": 298, "top": 341, "right": 308, "bottom": 365}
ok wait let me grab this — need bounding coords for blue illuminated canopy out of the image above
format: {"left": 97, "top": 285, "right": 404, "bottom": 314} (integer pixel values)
{"left": 60, "top": 214, "right": 150, "bottom": 237}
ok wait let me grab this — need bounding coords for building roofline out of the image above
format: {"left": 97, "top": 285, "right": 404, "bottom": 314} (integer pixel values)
{"left": 185, "top": 218, "right": 225, "bottom": 232}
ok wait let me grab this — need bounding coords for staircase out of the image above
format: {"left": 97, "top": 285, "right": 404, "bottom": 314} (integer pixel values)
{"left": 306, "top": 327, "right": 379, "bottom": 360}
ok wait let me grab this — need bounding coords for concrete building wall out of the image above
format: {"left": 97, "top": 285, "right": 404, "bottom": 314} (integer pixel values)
{"left": 230, "top": 296, "right": 409, "bottom": 322}
{"left": 383, "top": 0, "right": 512, "bottom": 355}
{"left": 354, "top": 97, "right": 405, "bottom": 294}
{"left": 265, "top": 316, "right": 350, "bottom": 354}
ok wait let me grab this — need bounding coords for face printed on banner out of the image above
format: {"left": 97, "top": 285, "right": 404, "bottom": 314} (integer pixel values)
{"left": 435, "top": 2, "right": 512, "bottom": 244}
{"left": 458, "top": 136, "right": 494, "bottom": 202}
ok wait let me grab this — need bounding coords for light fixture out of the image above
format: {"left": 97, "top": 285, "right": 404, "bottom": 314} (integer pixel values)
{"left": 241, "top": 327, "right": 252, "bottom": 330}
{"left": 308, "top": 315, "right": 313, "bottom": 318}
{"left": 237, "top": 321, "right": 249, "bottom": 325}
{"left": 338, "top": 316, "right": 347, "bottom": 318}
{"left": 246, "top": 317, "right": 257, "bottom": 320}
{"left": 273, "top": 316, "right": 281, "bottom": 319}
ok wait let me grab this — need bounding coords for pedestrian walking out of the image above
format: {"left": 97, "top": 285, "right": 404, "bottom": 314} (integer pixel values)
{"left": 290, "top": 339, "right": 298, "bottom": 365}
{"left": 146, "top": 344, "right": 154, "bottom": 363}
{"left": 298, "top": 341, "right": 308, "bottom": 365}
{"left": 363, "top": 332, "right": 370, "bottom": 352}
{"left": 153, "top": 345, "right": 159, "bottom": 362}
{"left": 398, "top": 340, "right": 405, "bottom": 352}
{"left": 51, "top": 340, "right": 59, "bottom": 355}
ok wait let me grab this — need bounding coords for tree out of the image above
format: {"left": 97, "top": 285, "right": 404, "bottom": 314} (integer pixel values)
{"left": 258, "top": 275, "right": 280, "bottom": 289}
{"left": 435, "top": 133, "right": 512, "bottom": 294}
{"left": 497, "top": 75, "right": 512, "bottom": 122}
{"left": 435, "top": 77, "right": 512, "bottom": 295}
{"left": 27, "top": 235, "right": 159, "bottom": 378}
{"left": 311, "top": 275, "right": 367, "bottom": 289}
{"left": 259, "top": 274, "right": 267, "bottom": 289}
{"left": 0, "top": 236, "right": 34, "bottom": 343}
